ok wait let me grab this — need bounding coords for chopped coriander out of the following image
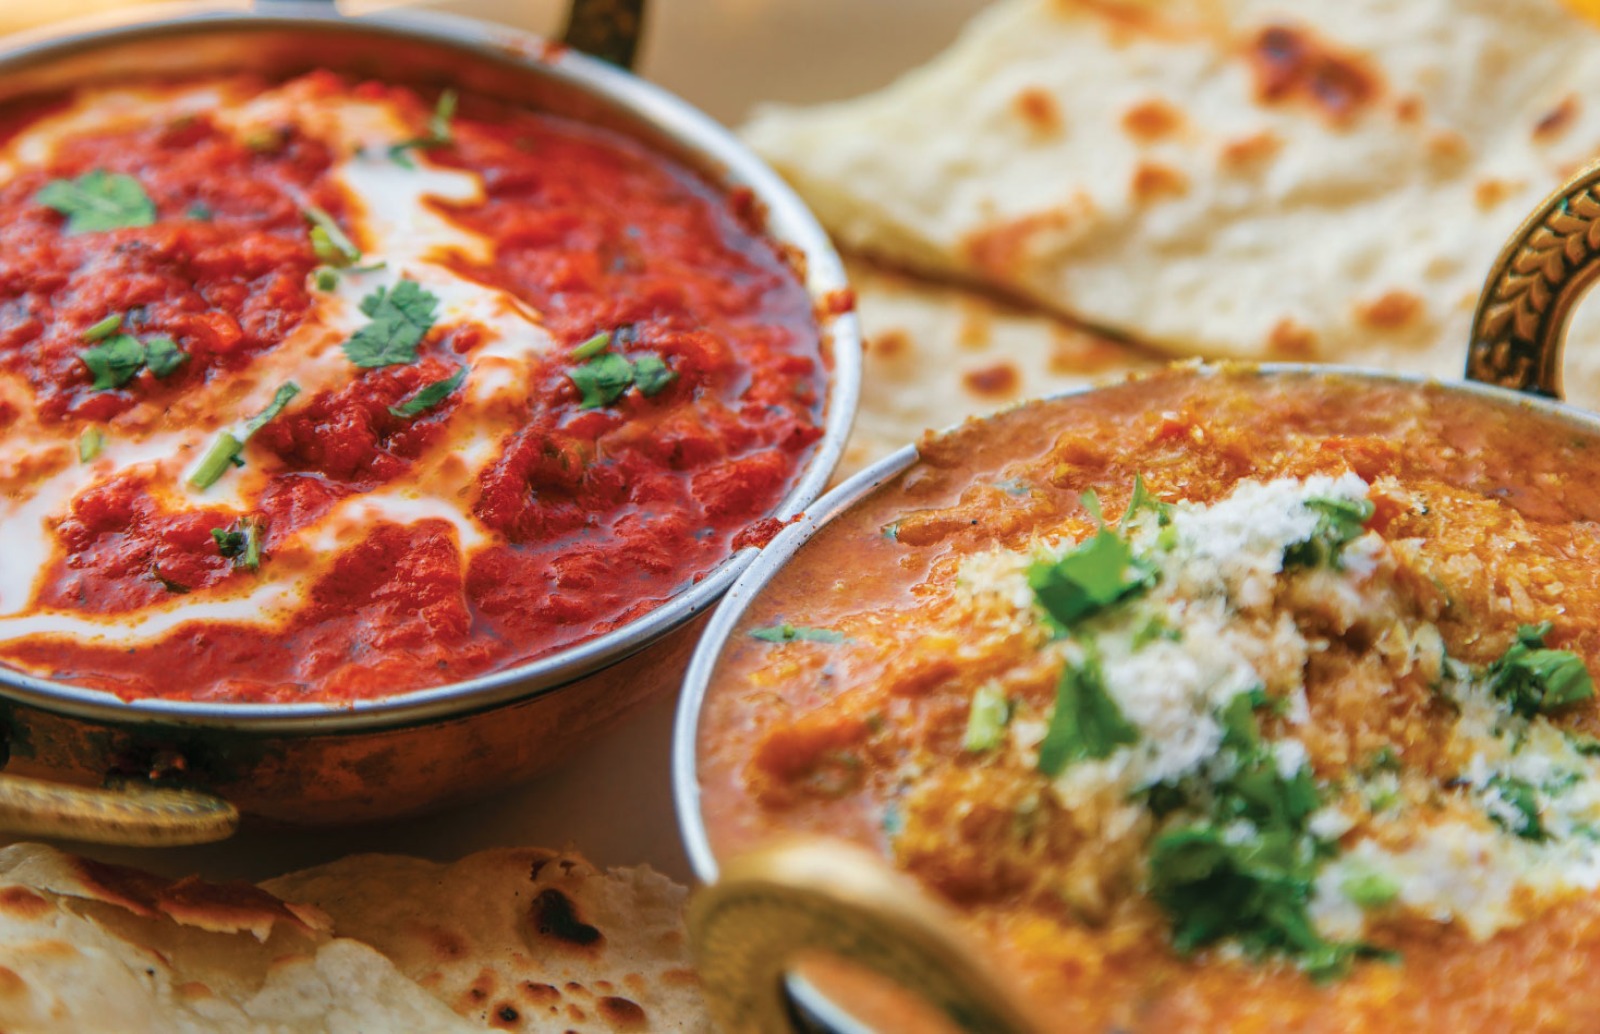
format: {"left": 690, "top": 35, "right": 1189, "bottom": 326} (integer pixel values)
{"left": 1027, "top": 528, "right": 1156, "bottom": 632}
{"left": 1284, "top": 496, "right": 1375, "bottom": 570}
{"left": 1036, "top": 651, "right": 1138, "bottom": 776}
{"left": 81, "top": 314, "right": 122, "bottom": 342}
{"left": 210, "top": 519, "right": 264, "bottom": 572}
{"left": 389, "top": 89, "right": 458, "bottom": 167}
{"left": 343, "top": 280, "right": 440, "bottom": 368}
{"left": 143, "top": 336, "right": 186, "bottom": 378}
{"left": 1131, "top": 614, "right": 1180, "bottom": 648}
{"left": 77, "top": 427, "right": 104, "bottom": 463}
{"left": 1486, "top": 622, "right": 1595, "bottom": 717}
{"left": 189, "top": 383, "right": 299, "bottom": 490}
{"left": 313, "top": 268, "right": 340, "bottom": 292}
{"left": 748, "top": 623, "right": 846, "bottom": 644}
{"left": 571, "top": 330, "right": 612, "bottom": 360}
{"left": 389, "top": 366, "right": 467, "bottom": 419}
{"left": 570, "top": 352, "right": 636, "bottom": 409}
{"left": 1122, "top": 473, "right": 1171, "bottom": 526}
{"left": 962, "top": 683, "right": 1011, "bottom": 753}
{"left": 1486, "top": 774, "right": 1547, "bottom": 841}
{"left": 80, "top": 334, "right": 148, "bottom": 390}
{"left": 211, "top": 527, "right": 246, "bottom": 558}
{"left": 632, "top": 354, "right": 677, "bottom": 396}
{"left": 303, "top": 205, "right": 360, "bottom": 267}
{"left": 36, "top": 170, "right": 156, "bottom": 234}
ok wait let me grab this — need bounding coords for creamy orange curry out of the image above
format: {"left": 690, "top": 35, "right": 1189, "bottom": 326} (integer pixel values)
{"left": 698, "top": 367, "right": 1600, "bottom": 1031}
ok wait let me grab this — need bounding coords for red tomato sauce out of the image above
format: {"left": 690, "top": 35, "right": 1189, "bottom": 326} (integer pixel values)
{"left": 0, "top": 74, "right": 827, "bottom": 702}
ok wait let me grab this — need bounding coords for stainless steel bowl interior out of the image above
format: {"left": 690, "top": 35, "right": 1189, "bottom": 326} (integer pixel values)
{"left": 0, "top": 3, "right": 862, "bottom": 733}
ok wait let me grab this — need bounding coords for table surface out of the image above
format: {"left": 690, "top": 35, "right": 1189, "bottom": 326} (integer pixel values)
{"left": 0, "top": 0, "right": 993, "bottom": 886}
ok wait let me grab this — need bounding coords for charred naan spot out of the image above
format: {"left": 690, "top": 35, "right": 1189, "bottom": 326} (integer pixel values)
{"left": 1130, "top": 162, "right": 1188, "bottom": 203}
{"left": 962, "top": 206, "right": 1084, "bottom": 278}
{"left": 1219, "top": 131, "right": 1281, "bottom": 171}
{"left": 1475, "top": 178, "right": 1520, "bottom": 211}
{"left": 869, "top": 330, "right": 912, "bottom": 360}
{"left": 1049, "top": 331, "right": 1136, "bottom": 375}
{"left": 1247, "top": 24, "right": 1380, "bottom": 126}
{"left": 1535, "top": 95, "right": 1580, "bottom": 141}
{"left": 963, "top": 363, "right": 1020, "bottom": 398}
{"left": 1011, "top": 87, "right": 1062, "bottom": 136}
{"left": 1267, "top": 319, "right": 1317, "bottom": 358}
{"left": 1427, "top": 130, "right": 1469, "bottom": 167}
{"left": 490, "top": 1003, "right": 521, "bottom": 1030}
{"left": 0, "top": 965, "right": 25, "bottom": 999}
{"left": 1395, "top": 94, "right": 1424, "bottom": 124}
{"left": 599, "top": 995, "right": 649, "bottom": 1030}
{"left": 958, "top": 305, "right": 993, "bottom": 351}
{"left": 1357, "top": 290, "right": 1423, "bottom": 329}
{"left": 458, "top": 969, "right": 497, "bottom": 1010}
{"left": 530, "top": 889, "right": 602, "bottom": 948}
{"left": 423, "top": 925, "right": 470, "bottom": 960}
{"left": 1121, "top": 98, "right": 1183, "bottom": 141}
{"left": 0, "top": 886, "right": 50, "bottom": 919}
{"left": 568, "top": 1004, "right": 587, "bottom": 1021}
{"left": 521, "top": 981, "right": 562, "bottom": 1004}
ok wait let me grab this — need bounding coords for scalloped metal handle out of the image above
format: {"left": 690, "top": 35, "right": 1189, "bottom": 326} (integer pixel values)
{"left": 0, "top": 772, "right": 238, "bottom": 846}
{"left": 1467, "top": 158, "right": 1600, "bottom": 398}
{"left": 688, "top": 840, "right": 1041, "bottom": 1034}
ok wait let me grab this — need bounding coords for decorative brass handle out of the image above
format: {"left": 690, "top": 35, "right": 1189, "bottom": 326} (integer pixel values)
{"left": 688, "top": 840, "right": 1041, "bottom": 1034}
{"left": 0, "top": 773, "right": 237, "bottom": 846}
{"left": 1467, "top": 158, "right": 1600, "bottom": 398}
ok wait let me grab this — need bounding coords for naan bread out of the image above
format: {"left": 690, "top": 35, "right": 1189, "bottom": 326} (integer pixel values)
{"left": 840, "top": 256, "right": 1156, "bottom": 476}
{"left": 746, "top": 0, "right": 1600, "bottom": 396}
{"left": 263, "top": 847, "right": 709, "bottom": 1034}
{"left": 0, "top": 843, "right": 478, "bottom": 1033}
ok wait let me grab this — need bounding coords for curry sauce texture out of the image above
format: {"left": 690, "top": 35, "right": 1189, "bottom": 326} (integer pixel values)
{"left": 698, "top": 368, "right": 1600, "bottom": 1031}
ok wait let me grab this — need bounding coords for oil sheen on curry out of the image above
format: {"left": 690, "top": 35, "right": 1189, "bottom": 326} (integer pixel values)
{"left": 698, "top": 368, "right": 1600, "bottom": 1031}
{"left": 0, "top": 73, "right": 825, "bottom": 702}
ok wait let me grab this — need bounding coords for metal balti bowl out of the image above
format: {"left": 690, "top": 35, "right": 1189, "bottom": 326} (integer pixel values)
{"left": 671, "top": 159, "right": 1600, "bottom": 1032}
{"left": 0, "top": 0, "right": 860, "bottom": 845}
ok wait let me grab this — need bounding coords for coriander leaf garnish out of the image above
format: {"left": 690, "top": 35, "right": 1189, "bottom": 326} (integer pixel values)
{"left": 570, "top": 352, "right": 637, "bottom": 409}
{"left": 1486, "top": 622, "right": 1596, "bottom": 716}
{"left": 1027, "top": 528, "right": 1156, "bottom": 632}
{"left": 80, "top": 334, "right": 148, "bottom": 390}
{"left": 632, "top": 354, "right": 677, "bottom": 397}
{"left": 389, "top": 366, "right": 467, "bottom": 419}
{"left": 1485, "top": 774, "right": 1547, "bottom": 841}
{"left": 78, "top": 427, "right": 104, "bottom": 463}
{"left": 748, "top": 623, "right": 846, "bottom": 644}
{"left": 303, "top": 205, "right": 360, "bottom": 267}
{"left": 571, "top": 330, "right": 612, "bottom": 360}
{"left": 389, "top": 89, "right": 458, "bottom": 167}
{"left": 962, "top": 683, "right": 1012, "bottom": 753}
{"left": 211, "top": 517, "right": 264, "bottom": 571}
{"left": 81, "top": 314, "right": 122, "bottom": 342}
{"left": 343, "top": 280, "right": 440, "bottom": 368}
{"left": 1340, "top": 867, "right": 1400, "bottom": 909}
{"left": 314, "top": 268, "right": 340, "bottom": 292}
{"left": 143, "top": 336, "right": 187, "bottom": 378}
{"left": 1036, "top": 651, "right": 1138, "bottom": 776}
{"left": 36, "top": 170, "right": 156, "bottom": 234}
{"left": 1283, "top": 496, "right": 1375, "bottom": 570}
{"left": 1122, "top": 473, "right": 1171, "bottom": 526}
{"left": 189, "top": 383, "right": 300, "bottom": 490}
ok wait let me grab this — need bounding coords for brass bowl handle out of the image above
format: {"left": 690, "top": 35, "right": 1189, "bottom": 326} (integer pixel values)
{"left": 688, "top": 840, "right": 1041, "bottom": 1034}
{"left": 1468, "top": 158, "right": 1600, "bottom": 397}
{"left": 0, "top": 773, "right": 237, "bottom": 846}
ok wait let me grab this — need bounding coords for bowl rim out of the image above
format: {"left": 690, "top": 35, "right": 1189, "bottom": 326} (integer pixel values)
{"left": 0, "top": 1, "right": 862, "bottom": 734}
{"left": 671, "top": 362, "right": 1600, "bottom": 883}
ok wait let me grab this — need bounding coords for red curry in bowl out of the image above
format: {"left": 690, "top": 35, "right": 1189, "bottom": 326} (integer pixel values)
{"left": 695, "top": 366, "right": 1600, "bottom": 1031}
{"left": 0, "top": 71, "right": 825, "bottom": 703}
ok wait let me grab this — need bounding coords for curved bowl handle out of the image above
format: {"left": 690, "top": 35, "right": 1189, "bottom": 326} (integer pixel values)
{"left": 1467, "top": 158, "right": 1600, "bottom": 398}
{"left": 560, "top": 0, "right": 647, "bottom": 69}
{"left": 688, "top": 840, "right": 1041, "bottom": 1034}
{"left": 0, "top": 773, "right": 237, "bottom": 846}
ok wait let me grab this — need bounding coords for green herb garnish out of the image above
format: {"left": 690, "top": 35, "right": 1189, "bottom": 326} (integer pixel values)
{"left": 211, "top": 527, "right": 245, "bottom": 558}
{"left": 1486, "top": 774, "right": 1547, "bottom": 841}
{"left": 389, "top": 366, "right": 467, "bottom": 419}
{"left": 211, "top": 518, "right": 264, "bottom": 571}
{"left": 143, "top": 336, "right": 187, "bottom": 378}
{"left": 303, "top": 205, "right": 360, "bottom": 267}
{"left": 1283, "top": 496, "right": 1375, "bottom": 570}
{"left": 1036, "top": 650, "right": 1138, "bottom": 776}
{"left": 962, "top": 684, "right": 1012, "bottom": 753}
{"left": 1122, "top": 473, "right": 1171, "bottom": 526}
{"left": 570, "top": 330, "right": 612, "bottom": 360}
{"left": 343, "top": 280, "right": 440, "bottom": 368}
{"left": 567, "top": 350, "right": 676, "bottom": 409}
{"left": 81, "top": 314, "right": 122, "bottom": 342}
{"left": 1486, "top": 622, "right": 1595, "bottom": 717}
{"left": 749, "top": 623, "right": 846, "bottom": 644}
{"left": 80, "top": 334, "right": 148, "bottom": 390}
{"left": 632, "top": 354, "right": 676, "bottom": 396}
{"left": 189, "top": 383, "right": 300, "bottom": 490}
{"left": 77, "top": 428, "right": 104, "bottom": 463}
{"left": 389, "top": 89, "right": 458, "bottom": 168}
{"left": 1027, "top": 529, "right": 1156, "bottom": 632}
{"left": 1341, "top": 867, "right": 1400, "bottom": 909}
{"left": 36, "top": 170, "right": 156, "bottom": 234}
